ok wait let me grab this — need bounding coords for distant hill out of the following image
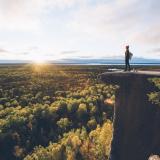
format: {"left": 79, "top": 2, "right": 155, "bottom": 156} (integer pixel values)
{"left": 0, "top": 57, "right": 160, "bottom": 64}
{"left": 53, "top": 57, "right": 160, "bottom": 64}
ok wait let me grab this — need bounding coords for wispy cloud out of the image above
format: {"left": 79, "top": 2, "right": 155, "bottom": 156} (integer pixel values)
{"left": 0, "top": 48, "right": 8, "bottom": 53}
{"left": 0, "top": 0, "right": 85, "bottom": 31}
{"left": 133, "top": 25, "right": 160, "bottom": 45}
{"left": 0, "top": 0, "right": 160, "bottom": 60}
{"left": 69, "top": 0, "right": 160, "bottom": 40}
{"left": 60, "top": 50, "right": 79, "bottom": 54}
{"left": 148, "top": 48, "right": 160, "bottom": 55}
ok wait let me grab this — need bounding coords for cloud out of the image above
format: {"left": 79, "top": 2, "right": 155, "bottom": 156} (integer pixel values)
{"left": 0, "top": 48, "right": 8, "bottom": 53}
{"left": 0, "top": 45, "right": 39, "bottom": 59}
{"left": 60, "top": 50, "right": 79, "bottom": 54}
{"left": 0, "top": 0, "right": 39, "bottom": 31}
{"left": 25, "top": 46, "right": 39, "bottom": 52}
{"left": 17, "top": 52, "right": 29, "bottom": 55}
{"left": 152, "top": 48, "right": 160, "bottom": 53}
{"left": 0, "top": 0, "right": 85, "bottom": 31}
{"left": 0, "top": 0, "right": 160, "bottom": 60}
{"left": 69, "top": 0, "right": 160, "bottom": 44}
{"left": 149, "top": 48, "right": 160, "bottom": 55}
{"left": 0, "top": 47, "right": 15, "bottom": 59}
{"left": 75, "top": 55, "right": 93, "bottom": 59}
{"left": 133, "top": 25, "right": 160, "bottom": 44}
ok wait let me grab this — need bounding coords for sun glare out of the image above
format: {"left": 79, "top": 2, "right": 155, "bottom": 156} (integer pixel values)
{"left": 34, "top": 59, "right": 46, "bottom": 64}
{"left": 31, "top": 56, "right": 49, "bottom": 73}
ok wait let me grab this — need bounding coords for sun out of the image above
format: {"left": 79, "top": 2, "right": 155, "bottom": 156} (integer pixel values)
{"left": 32, "top": 56, "right": 47, "bottom": 64}
{"left": 32, "top": 60, "right": 49, "bottom": 73}
{"left": 34, "top": 59, "right": 46, "bottom": 64}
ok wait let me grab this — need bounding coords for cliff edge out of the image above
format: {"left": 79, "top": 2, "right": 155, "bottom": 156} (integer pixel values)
{"left": 101, "top": 71, "right": 160, "bottom": 160}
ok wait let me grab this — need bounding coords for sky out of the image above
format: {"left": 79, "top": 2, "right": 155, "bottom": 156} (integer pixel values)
{"left": 0, "top": 0, "right": 160, "bottom": 61}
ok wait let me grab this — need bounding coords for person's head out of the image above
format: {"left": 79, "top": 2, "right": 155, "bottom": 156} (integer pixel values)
{"left": 126, "top": 45, "right": 129, "bottom": 50}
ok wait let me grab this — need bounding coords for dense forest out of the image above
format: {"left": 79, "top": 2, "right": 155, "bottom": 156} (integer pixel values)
{"left": 149, "top": 78, "right": 160, "bottom": 106}
{"left": 0, "top": 64, "right": 118, "bottom": 160}
{"left": 1, "top": 64, "right": 159, "bottom": 160}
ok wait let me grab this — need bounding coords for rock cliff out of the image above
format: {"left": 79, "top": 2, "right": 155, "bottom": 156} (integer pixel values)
{"left": 101, "top": 71, "right": 160, "bottom": 160}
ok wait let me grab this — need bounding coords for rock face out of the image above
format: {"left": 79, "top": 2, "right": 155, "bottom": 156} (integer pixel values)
{"left": 101, "top": 71, "right": 160, "bottom": 160}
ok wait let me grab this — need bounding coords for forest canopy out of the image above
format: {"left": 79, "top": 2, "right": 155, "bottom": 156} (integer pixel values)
{"left": 0, "top": 64, "right": 117, "bottom": 160}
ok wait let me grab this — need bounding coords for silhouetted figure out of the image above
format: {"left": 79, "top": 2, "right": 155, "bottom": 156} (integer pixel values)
{"left": 125, "top": 45, "right": 131, "bottom": 71}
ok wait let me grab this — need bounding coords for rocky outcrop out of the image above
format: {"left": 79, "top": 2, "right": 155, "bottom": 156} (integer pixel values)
{"left": 101, "top": 71, "right": 160, "bottom": 160}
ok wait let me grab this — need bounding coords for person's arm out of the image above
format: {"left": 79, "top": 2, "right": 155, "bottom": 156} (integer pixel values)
{"left": 125, "top": 51, "right": 127, "bottom": 57}
{"left": 129, "top": 52, "right": 133, "bottom": 59}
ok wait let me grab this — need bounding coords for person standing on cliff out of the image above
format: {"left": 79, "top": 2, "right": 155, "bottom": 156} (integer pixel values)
{"left": 125, "top": 45, "right": 132, "bottom": 71}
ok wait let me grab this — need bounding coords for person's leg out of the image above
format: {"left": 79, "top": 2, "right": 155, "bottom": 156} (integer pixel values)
{"left": 126, "top": 59, "right": 130, "bottom": 71}
{"left": 128, "top": 60, "right": 131, "bottom": 71}
{"left": 125, "top": 59, "right": 127, "bottom": 71}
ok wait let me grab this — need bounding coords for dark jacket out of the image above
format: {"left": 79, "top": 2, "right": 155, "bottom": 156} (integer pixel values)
{"left": 125, "top": 50, "right": 130, "bottom": 60}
